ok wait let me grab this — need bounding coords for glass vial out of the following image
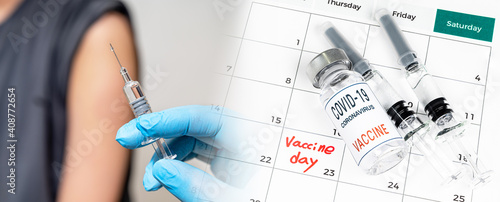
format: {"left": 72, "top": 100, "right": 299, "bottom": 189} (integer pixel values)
{"left": 322, "top": 22, "right": 427, "bottom": 143}
{"left": 307, "top": 48, "right": 408, "bottom": 175}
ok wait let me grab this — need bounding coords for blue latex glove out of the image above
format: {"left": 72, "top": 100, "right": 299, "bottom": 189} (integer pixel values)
{"left": 116, "top": 105, "right": 242, "bottom": 201}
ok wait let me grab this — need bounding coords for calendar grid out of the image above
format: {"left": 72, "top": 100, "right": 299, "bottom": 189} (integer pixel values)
{"left": 331, "top": 146, "right": 347, "bottom": 202}
{"left": 292, "top": 51, "right": 487, "bottom": 89}
{"left": 471, "top": 45, "right": 493, "bottom": 201}
{"left": 217, "top": 58, "right": 488, "bottom": 92}
{"left": 231, "top": 75, "right": 295, "bottom": 89}
{"left": 209, "top": 2, "right": 493, "bottom": 201}
{"left": 217, "top": 110, "right": 344, "bottom": 141}
{"left": 423, "top": 35, "right": 432, "bottom": 65}
{"left": 263, "top": 12, "right": 313, "bottom": 201}
{"left": 192, "top": 2, "right": 255, "bottom": 200}
{"left": 292, "top": 87, "right": 320, "bottom": 95}
{"left": 475, "top": 46, "right": 493, "bottom": 155}
{"left": 243, "top": 37, "right": 305, "bottom": 51}
{"left": 361, "top": 25, "right": 372, "bottom": 57}
{"left": 400, "top": 148, "right": 414, "bottom": 201}
{"left": 220, "top": 1, "right": 254, "bottom": 110}
{"left": 254, "top": 2, "right": 491, "bottom": 49}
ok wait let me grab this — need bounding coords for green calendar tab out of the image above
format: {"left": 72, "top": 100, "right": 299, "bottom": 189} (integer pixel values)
{"left": 434, "top": 9, "right": 495, "bottom": 42}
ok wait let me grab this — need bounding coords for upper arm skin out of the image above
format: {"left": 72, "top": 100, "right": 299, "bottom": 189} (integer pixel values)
{"left": 57, "top": 12, "right": 138, "bottom": 202}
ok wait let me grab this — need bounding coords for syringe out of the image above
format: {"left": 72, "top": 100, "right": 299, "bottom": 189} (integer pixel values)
{"left": 110, "top": 44, "right": 176, "bottom": 160}
{"left": 374, "top": 10, "right": 493, "bottom": 187}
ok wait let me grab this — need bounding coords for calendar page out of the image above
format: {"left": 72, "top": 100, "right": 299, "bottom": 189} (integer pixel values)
{"left": 199, "top": 0, "right": 500, "bottom": 201}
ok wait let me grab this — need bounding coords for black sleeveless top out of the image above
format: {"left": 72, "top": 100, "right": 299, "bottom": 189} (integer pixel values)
{"left": 0, "top": 1, "right": 130, "bottom": 201}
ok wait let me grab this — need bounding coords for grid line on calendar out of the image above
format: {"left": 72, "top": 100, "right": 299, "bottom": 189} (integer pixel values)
{"left": 194, "top": 2, "right": 255, "bottom": 201}
{"left": 470, "top": 45, "right": 493, "bottom": 202}
{"left": 221, "top": 113, "right": 344, "bottom": 141}
{"left": 263, "top": 12, "right": 313, "bottom": 201}
{"left": 474, "top": 46, "right": 493, "bottom": 155}
{"left": 400, "top": 147, "right": 414, "bottom": 201}
{"left": 424, "top": 34, "right": 432, "bottom": 65}
{"left": 331, "top": 146, "right": 347, "bottom": 202}
{"left": 362, "top": 25, "right": 372, "bottom": 57}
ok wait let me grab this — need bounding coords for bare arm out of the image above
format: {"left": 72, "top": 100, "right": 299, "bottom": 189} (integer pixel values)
{"left": 0, "top": 0, "right": 22, "bottom": 24}
{"left": 57, "top": 12, "right": 137, "bottom": 202}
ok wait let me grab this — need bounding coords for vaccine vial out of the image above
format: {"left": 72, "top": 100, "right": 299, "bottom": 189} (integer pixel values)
{"left": 321, "top": 22, "right": 467, "bottom": 183}
{"left": 307, "top": 48, "right": 408, "bottom": 175}
{"left": 322, "top": 22, "right": 425, "bottom": 142}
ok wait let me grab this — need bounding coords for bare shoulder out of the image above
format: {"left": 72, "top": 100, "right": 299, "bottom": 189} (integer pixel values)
{"left": 70, "top": 10, "right": 137, "bottom": 83}
{"left": 85, "top": 11, "right": 133, "bottom": 42}
{"left": 67, "top": 10, "right": 137, "bottom": 118}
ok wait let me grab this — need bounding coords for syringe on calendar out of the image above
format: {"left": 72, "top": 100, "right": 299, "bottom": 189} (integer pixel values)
{"left": 375, "top": 9, "right": 493, "bottom": 188}
{"left": 306, "top": 9, "right": 493, "bottom": 188}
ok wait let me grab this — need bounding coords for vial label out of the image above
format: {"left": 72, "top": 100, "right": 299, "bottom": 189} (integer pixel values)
{"left": 324, "top": 82, "right": 402, "bottom": 165}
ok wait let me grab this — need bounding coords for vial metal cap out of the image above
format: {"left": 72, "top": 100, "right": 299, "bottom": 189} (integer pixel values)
{"left": 306, "top": 48, "right": 352, "bottom": 88}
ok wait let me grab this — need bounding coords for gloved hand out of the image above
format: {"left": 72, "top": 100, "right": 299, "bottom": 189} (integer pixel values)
{"left": 116, "top": 105, "right": 253, "bottom": 201}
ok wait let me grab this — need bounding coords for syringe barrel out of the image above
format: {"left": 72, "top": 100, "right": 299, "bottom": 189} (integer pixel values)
{"left": 445, "top": 138, "right": 494, "bottom": 187}
{"left": 122, "top": 79, "right": 175, "bottom": 159}
{"left": 404, "top": 64, "right": 446, "bottom": 108}
{"left": 364, "top": 70, "right": 404, "bottom": 110}
{"left": 123, "top": 81, "right": 154, "bottom": 117}
{"left": 409, "top": 125, "right": 465, "bottom": 184}
{"left": 375, "top": 9, "right": 418, "bottom": 68}
{"left": 123, "top": 81, "right": 157, "bottom": 146}
{"left": 363, "top": 71, "right": 413, "bottom": 131}
{"left": 322, "top": 22, "right": 371, "bottom": 76}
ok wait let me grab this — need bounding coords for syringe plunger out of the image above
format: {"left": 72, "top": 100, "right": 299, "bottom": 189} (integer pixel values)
{"left": 375, "top": 9, "right": 418, "bottom": 68}
{"left": 322, "top": 22, "right": 371, "bottom": 76}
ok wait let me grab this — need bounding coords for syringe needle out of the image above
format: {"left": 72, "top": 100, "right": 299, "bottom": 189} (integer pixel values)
{"left": 109, "top": 43, "right": 123, "bottom": 69}
{"left": 111, "top": 43, "right": 132, "bottom": 82}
